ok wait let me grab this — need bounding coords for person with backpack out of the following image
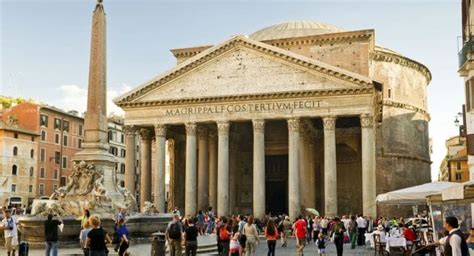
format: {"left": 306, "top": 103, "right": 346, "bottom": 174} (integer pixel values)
{"left": 1, "top": 209, "right": 18, "bottom": 256}
{"left": 443, "top": 216, "right": 469, "bottom": 256}
{"left": 166, "top": 214, "right": 184, "bottom": 256}
{"left": 237, "top": 215, "right": 247, "bottom": 255}
{"left": 217, "top": 217, "right": 231, "bottom": 256}
{"left": 331, "top": 217, "right": 346, "bottom": 256}
{"left": 279, "top": 216, "right": 291, "bottom": 247}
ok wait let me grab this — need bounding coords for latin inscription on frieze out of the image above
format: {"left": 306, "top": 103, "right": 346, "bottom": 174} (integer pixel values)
{"left": 165, "top": 100, "right": 322, "bottom": 116}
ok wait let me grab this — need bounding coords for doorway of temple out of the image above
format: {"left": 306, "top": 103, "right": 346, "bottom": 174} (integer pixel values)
{"left": 265, "top": 155, "right": 288, "bottom": 216}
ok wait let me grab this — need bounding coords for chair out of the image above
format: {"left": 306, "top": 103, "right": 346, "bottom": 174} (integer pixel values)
{"left": 374, "top": 233, "right": 388, "bottom": 256}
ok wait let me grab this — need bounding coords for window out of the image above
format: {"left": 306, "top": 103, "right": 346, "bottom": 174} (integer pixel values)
{"left": 108, "top": 131, "right": 113, "bottom": 142}
{"left": 457, "top": 162, "right": 461, "bottom": 171}
{"left": 40, "top": 114, "right": 48, "bottom": 127}
{"left": 63, "top": 120, "right": 69, "bottom": 132}
{"left": 120, "top": 181, "right": 125, "bottom": 187}
{"left": 109, "top": 146, "right": 118, "bottom": 156}
{"left": 41, "top": 131, "right": 46, "bottom": 141}
{"left": 39, "top": 184, "right": 44, "bottom": 195}
{"left": 53, "top": 184, "right": 58, "bottom": 191}
{"left": 11, "top": 184, "right": 16, "bottom": 192}
{"left": 13, "top": 146, "right": 18, "bottom": 156}
{"left": 60, "top": 177, "right": 66, "bottom": 186}
{"left": 55, "top": 151, "right": 60, "bottom": 164}
{"left": 63, "top": 135, "right": 68, "bottom": 146}
{"left": 388, "top": 88, "right": 392, "bottom": 98}
{"left": 31, "top": 136, "right": 35, "bottom": 142}
{"left": 54, "top": 118, "right": 62, "bottom": 130}
{"left": 121, "top": 134, "right": 124, "bottom": 143}
{"left": 29, "top": 167, "right": 34, "bottom": 177}
{"left": 455, "top": 173, "right": 462, "bottom": 181}
{"left": 55, "top": 134, "right": 60, "bottom": 144}
{"left": 40, "top": 168, "right": 45, "bottom": 178}
{"left": 120, "top": 163, "right": 125, "bottom": 174}
{"left": 14, "top": 133, "right": 18, "bottom": 139}
{"left": 30, "top": 149, "right": 34, "bottom": 158}
{"left": 78, "top": 139, "right": 82, "bottom": 149}
{"left": 54, "top": 169, "right": 58, "bottom": 179}
{"left": 62, "top": 156, "right": 67, "bottom": 169}
{"left": 40, "top": 148, "right": 46, "bottom": 162}
{"left": 28, "top": 185, "right": 33, "bottom": 193}
{"left": 79, "top": 124, "right": 83, "bottom": 136}
{"left": 121, "top": 149, "right": 126, "bottom": 158}
{"left": 12, "top": 165, "right": 17, "bottom": 175}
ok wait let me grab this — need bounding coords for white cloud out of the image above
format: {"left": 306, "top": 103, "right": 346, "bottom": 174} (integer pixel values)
{"left": 52, "top": 84, "right": 132, "bottom": 117}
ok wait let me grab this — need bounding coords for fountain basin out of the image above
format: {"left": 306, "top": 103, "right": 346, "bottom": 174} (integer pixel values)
{"left": 17, "top": 214, "right": 172, "bottom": 248}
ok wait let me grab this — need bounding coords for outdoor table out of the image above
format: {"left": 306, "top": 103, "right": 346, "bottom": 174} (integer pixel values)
{"left": 365, "top": 232, "right": 375, "bottom": 248}
{"left": 385, "top": 236, "right": 407, "bottom": 252}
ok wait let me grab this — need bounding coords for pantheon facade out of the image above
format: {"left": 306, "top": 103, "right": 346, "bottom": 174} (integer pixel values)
{"left": 115, "top": 21, "right": 432, "bottom": 220}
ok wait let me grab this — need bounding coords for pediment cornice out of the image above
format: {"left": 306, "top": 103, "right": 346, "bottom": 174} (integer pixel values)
{"left": 370, "top": 50, "right": 432, "bottom": 83}
{"left": 115, "top": 35, "right": 375, "bottom": 106}
{"left": 119, "top": 87, "right": 374, "bottom": 108}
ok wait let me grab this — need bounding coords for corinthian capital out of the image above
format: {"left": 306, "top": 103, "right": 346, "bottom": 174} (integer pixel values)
{"left": 360, "top": 114, "right": 374, "bottom": 128}
{"left": 124, "top": 125, "right": 135, "bottom": 136}
{"left": 287, "top": 118, "right": 300, "bottom": 132}
{"left": 217, "top": 121, "right": 230, "bottom": 136}
{"left": 185, "top": 122, "right": 197, "bottom": 135}
{"left": 252, "top": 119, "right": 265, "bottom": 133}
{"left": 322, "top": 116, "right": 336, "bottom": 131}
{"left": 198, "top": 126, "right": 208, "bottom": 138}
{"left": 139, "top": 128, "right": 152, "bottom": 140}
{"left": 154, "top": 124, "right": 167, "bottom": 137}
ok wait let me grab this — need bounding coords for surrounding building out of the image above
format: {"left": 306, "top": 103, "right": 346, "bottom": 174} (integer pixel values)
{"left": 115, "top": 21, "right": 432, "bottom": 218}
{"left": 0, "top": 112, "right": 39, "bottom": 207}
{"left": 439, "top": 136, "right": 470, "bottom": 182}
{"left": 460, "top": 0, "right": 474, "bottom": 181}
{"left": 2, "top": 102, "right": 85, "bottom": 198}
{"left": 108, "top": 115, "right": 126, "bottom": 187}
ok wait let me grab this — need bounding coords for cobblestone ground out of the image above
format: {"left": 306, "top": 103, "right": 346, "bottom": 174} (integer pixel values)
{"left": 11, "top": 235, "right": 374, "bottom": 256}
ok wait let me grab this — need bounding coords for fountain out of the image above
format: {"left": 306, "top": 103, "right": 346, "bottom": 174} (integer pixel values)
{"left": 17, "top": 0, "right": 171, "bottom": 248}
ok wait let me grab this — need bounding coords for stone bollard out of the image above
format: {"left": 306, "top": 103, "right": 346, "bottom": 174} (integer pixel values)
{"left": 150, "top": 232, "right": 166, "bottom": 256}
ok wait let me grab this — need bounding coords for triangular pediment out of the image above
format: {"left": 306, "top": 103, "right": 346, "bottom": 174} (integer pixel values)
{"left": 115, "top": 36, "right": 374, "bottom": 105}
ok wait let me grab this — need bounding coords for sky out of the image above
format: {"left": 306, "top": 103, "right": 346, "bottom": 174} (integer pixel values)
{"left": 0, "top": 0, "right": 465, "bottom": 180}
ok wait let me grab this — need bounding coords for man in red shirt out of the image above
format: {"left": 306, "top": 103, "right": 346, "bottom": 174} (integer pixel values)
{"left": 293, "top": 215, "right": 307, "bottom": 255}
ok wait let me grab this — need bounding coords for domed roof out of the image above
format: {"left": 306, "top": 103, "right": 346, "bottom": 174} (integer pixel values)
{"left": 249, "top": 21, "right": 345, "bottom": 41}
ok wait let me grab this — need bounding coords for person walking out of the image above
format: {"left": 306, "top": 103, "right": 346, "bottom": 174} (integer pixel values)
{"left": 306, "top": 216, "right": 314, "bottom": 243}
{"left": 279, "top": 216, "right": 291, "bottom": 247}
{"left": 44, "top": 213, "right": 62, "bottom": 256}
{"left": 229, "top": 225, "right": 241, "bottom": 256}
{"left": 244, "top": 215, "right": 259, "bottom": 256}
{"left": 320, "top": 217, "right": 329, "bottom": 236}
{"left": 356, "top": 214, "right": 367, "bottom": 246}
{"left": 348, "top": 215, "right": 358, "bottom": 249}
{"left": 217, "top": 217, "right": 230, "bottom": 256}
{"left": 443, "top": 216, "right": 469, "bottom": 256}
{"left": 331, "top": 217, "right": 346, "bottom": 256}
{"left": 0, "top": 209, "right": 18, "bottom": 256}
{"left": 196, "top": 210, "right": 205, "bottom": 235}
{"left": 237, "top": 215, "right": 247, "bottom": 255}
{"left": 313, "top": 216, "right": 321, "bottom": 244}
{"left": 115, "top": 219, "right": 130, "bottom": 256}
{"left": 80, "top": 221, "right": 92, "bottom": 256}
{"left": 206, "top": 207, "right": 215, "bottom": 234}
{"left": 264, "top": 219, "right": 278, "bottom": 256}
{"left": 86, "top": 215, "right": 112, "bottom": 256}
{"left": 293, "top": 215, "right": 307, "bottom": 255}
{"left": 316, "top": 232, "right": 327, "bottom": 256}
{"left": 184, "top": 218, "right": 198, "bottom": 256}
{"left": 166, "top": 214, "right": 184, "bottom": 256}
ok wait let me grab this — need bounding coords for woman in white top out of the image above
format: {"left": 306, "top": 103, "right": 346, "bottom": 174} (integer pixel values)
{"left": 244, "top": 216, "right": 259, "bottom": 256}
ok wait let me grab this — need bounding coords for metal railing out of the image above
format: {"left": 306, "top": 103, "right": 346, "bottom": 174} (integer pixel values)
{"left": 459, "top": 38, "right": 474, "bottom": 68}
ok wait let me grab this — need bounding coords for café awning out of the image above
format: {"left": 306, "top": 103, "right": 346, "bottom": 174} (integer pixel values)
{"left": 376, "top": 182, "right": 459, "bottom": 205}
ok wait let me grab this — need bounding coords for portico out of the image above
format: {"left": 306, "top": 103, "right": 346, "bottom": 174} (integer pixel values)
{"left": 117, "top": 35, "right": 381, "bottom": 220}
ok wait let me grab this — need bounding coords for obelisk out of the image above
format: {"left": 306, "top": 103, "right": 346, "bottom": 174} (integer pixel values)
{"left": 74, "top": 0, "right": 118, "bottom": 196}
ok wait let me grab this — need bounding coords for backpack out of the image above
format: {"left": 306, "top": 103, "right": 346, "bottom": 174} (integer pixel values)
{"left": 219, "top": 226, "right": 230, "bottom": 241}
{"left": 277, "top": 221, "right": 283, "bottom": 233}
{"left": 169, "top": 222, "right": 181, "bottom": 240}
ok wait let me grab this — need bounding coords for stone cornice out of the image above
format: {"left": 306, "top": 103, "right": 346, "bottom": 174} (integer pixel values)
{"left": 115, "top": 35, "right": 375, "bottom": 106}
{"left": 370, "top": 50, "right": 432, "bottom": 83}
{"left": 119, "top": 88, "right": 374, "bottom": 108}
{"left": 170, "top": 45, "right": 213, "bottom": 59}
{"left": 262, "top": 29, "right": 374, "bottom": 49}
{"left": 382, "top": 100, "right": 431, "bottom": 120}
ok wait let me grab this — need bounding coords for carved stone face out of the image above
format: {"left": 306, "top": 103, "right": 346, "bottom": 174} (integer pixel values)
{"left": 79, "top": 161, "right": 87, "bottom": 168}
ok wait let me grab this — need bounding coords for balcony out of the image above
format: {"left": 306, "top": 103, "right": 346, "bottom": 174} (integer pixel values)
{"left": 459, "top": 38, "right": 474, "bottom": 69}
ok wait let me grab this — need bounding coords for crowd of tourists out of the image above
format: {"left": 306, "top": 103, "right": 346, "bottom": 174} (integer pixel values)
{"left": 0, "top": 204, "right": 473, "bottom": 256}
